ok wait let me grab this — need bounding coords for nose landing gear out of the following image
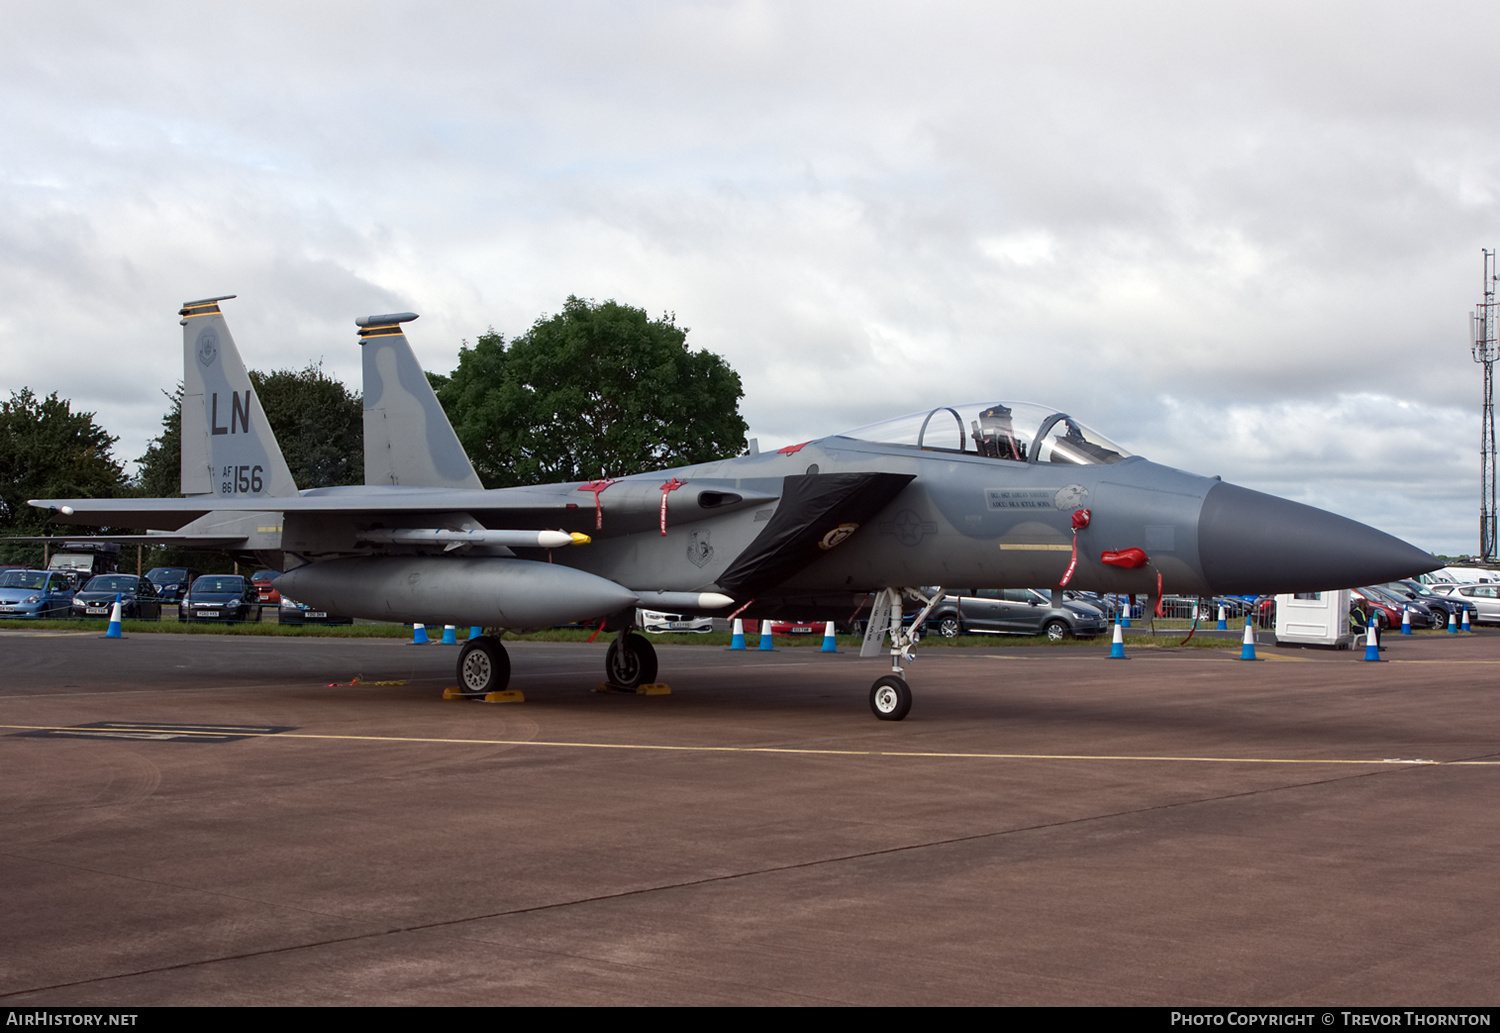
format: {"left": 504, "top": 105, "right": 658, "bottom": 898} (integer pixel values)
{"left": 862, "top": 587, "right": 943, "bottom": 720}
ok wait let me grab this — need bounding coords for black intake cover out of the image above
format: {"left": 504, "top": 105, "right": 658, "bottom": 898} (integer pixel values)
{"left": 717, "top": 472, "right": 914, "bottom": 596}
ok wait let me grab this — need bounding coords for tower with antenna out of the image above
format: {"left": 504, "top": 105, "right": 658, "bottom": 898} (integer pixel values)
{"left": 1472, "top": 250, "right": 1498, "bottom": 560}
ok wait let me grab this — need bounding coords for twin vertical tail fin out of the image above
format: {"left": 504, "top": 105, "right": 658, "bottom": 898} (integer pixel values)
{"left": 357, "top": 313, "right": 483, "bottom": 489}
{"left": 177, "top": 299, "right": 477, "bottom": 497}
{"left": 179, "top": 296, "right": 299, "bottom": 498}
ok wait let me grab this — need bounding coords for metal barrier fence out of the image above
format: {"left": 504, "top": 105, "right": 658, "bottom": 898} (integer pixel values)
{"left": 1104, "top": 595, "right": 1274, "bottom": 633}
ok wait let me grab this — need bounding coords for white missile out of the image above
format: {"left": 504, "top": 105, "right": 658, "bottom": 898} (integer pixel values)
{"left": 356, "top": 528, "right": 590, "bottom": 550}
{"left": 633, "top": 591, "right": 736, "bottom": 611}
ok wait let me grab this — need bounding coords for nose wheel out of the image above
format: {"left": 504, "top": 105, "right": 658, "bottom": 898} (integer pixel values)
{"left": 870, "top": 675, "right": 912, "bottom": 721}
{"left": 457, "top": 636, "right": 510, "bottom": 697}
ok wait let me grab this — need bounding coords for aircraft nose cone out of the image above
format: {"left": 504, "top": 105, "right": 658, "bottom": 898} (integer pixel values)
{"left": 1197, "top": 482, "right": 1439, "bottom": 594}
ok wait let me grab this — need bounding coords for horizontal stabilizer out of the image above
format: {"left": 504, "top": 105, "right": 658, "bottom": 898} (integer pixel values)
{"left": 2, "top": 534, "right": 246, "bottom": 547}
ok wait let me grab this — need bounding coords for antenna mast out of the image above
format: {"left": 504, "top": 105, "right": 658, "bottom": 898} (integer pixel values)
{"left": 1473, "top": 250, "right": 1498, "bottom": 560}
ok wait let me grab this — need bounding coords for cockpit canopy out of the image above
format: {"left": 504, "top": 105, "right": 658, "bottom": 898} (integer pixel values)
{"left": 837, "top": 402, "right": 1132, "bottom": 466}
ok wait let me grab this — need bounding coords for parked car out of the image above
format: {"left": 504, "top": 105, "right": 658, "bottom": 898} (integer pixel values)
{"left": 925, "top": 588, "right": 1108, "bottom": 641}
{"left": 1387, "top": 580, "right": 1475, "bottom": 624}
{"left": 277, "top": 595, "right": 353, "bottom": 626}
{"left": 252, "top": 569, "right": 281, "bottom": 605}
{"left": 179, "top": 575, "right": 261, "bottom": 623}
{"left": 46, "top": 542, "right": 120, "bottom": 581}
{"left": 769, "top": 619, "right": 822, "bottom": 636}
{"left": 1062, "top": 590, "right": 1117, "bottom": 620}
{"left": 1349, "top": 588, "right": 1397, "bottom": 630}
{"left": 1429, "top": 583, "right": 1500, "bottom": 624}
{"left": 70, "top": 574, "right": 162, "bottom": 621}
{"left": 146, "top": 566, "right": 202, "bottom": 604}
{"left": 1360, "top": 585, "right": 1438, "bottom": 629}
{"left": 637, "top": 609, "right": 712, "bottom": 634}
{"left": 0, "top": 569, "right": 76, "bottom": 619}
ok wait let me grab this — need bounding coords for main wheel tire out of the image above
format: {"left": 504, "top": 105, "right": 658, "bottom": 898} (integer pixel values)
{"left": 457, "top": 636, "right": 510, "bottom": 697}
{"left": 869, "top": 675, "right": 912, "bottom": 721}
{"left": 1044, "top": 619, "right": 1070, "bottom": 643}
{"left": 938, "top": 616, "right": 961, "bottom": 638}
{"left": 605, "top": 632, "right": 658, "bottom": 689}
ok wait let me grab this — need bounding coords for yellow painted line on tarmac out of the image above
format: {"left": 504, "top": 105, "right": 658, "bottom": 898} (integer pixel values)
{"left": 3, "top": 723, "right": 1492, "bottom": 767}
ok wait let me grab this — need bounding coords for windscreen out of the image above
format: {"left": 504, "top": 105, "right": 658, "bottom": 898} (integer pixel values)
{"left": 193, "top": 576, "right": 246, "bottom": 593}
{"left": 85, "top": 575, "right": 138, "bottom": 592}
{"left": 838, "top": 402, "right": 1131, "bottom": 465}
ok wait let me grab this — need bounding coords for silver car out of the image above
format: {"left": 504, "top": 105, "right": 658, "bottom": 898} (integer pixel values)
{"left": 925, "top": 588, "right": 1109, "bottom": 641}
{"left": 1430, "top": 583, "right": 1500, "bottom": 624}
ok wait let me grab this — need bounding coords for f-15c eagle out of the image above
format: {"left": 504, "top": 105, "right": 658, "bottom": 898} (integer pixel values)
{"left": 30, "top": 297, "right": 1437, "bottom": 719}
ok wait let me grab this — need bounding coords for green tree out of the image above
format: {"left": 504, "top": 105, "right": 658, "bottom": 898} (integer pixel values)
{"left": 249, "top": 365, "right": 363, "bottom": 489}
{"left": 436, "top": 297, "right": 748, "bottom": 487}
{"left": 0, "top": 389, "right": 129, "bottom": 563}
{"left": 135, "top": 365, "right": 363, "bottom": 495}
{"left": 133, "top": 386, "right": 184, "bottom": 499}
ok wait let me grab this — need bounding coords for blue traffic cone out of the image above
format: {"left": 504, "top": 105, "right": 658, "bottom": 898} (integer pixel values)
{"left": 820, "top": 620, "right": 838, "bottom": 652}
{"left": 1462, "top": 608, "right": 1471, "bottom": 632}
{"left": 441, "top": 624, "right": 457, "bottom": 645}
{"left": 1121, "top": 602, "right": 1131, "bottom": 629}
{"left": 729, "top": 618, "right": 746, "bottom": 650}
{"left": 469, "top": 626, "right": 483, "bottom": 640}
{"left": 1239, "top": 617, "right": 1257, "bottom": 660}
{"left": 412, "top": 623, "right": 430, "bottom": 645}
{"left": 1216, "top": 604, "right": 1228, "bottom": 631}
{"left": 105, "top": 594, "right": 123, "bottom": 639}
{"left": 758, "top": 619, "right": 775, "bottom": 651}
{"left": 1448, "top": 611, "right": 1458, "bottom": 634}
{"left": 1400, "top": 608, "right": 1412, "bottom": 635}
{"left": 1109, "top": 616, "right": 1127, "bottom": 659}
{"left": 1362, "top": 623, "right": 1381, "bottom": 661}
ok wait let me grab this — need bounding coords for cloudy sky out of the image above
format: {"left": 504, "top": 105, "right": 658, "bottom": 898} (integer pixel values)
{"left": 3, "top": 1, "right": 1497, "bottom": 555}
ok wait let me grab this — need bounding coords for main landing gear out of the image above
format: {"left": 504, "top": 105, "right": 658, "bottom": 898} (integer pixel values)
{"left": 457, "top": 635, "right": 510, "bottom": 697}
{"left": 605, "top": 629, "right": 658, "bottom": 689}
{"left": 454, "top": 627, "right": 657, "bottom": 698}
{"left": 863, "top": 586, "right": 944, "bottom": 721}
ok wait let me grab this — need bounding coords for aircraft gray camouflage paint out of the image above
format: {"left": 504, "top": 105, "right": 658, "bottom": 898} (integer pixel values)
{"left": 32, "top": 297, "right": 1439, "bottom": 720}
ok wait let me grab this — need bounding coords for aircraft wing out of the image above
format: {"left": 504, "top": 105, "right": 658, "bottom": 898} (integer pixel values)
{"left": 29, "top": 479, "right": 780, "bottom": 534}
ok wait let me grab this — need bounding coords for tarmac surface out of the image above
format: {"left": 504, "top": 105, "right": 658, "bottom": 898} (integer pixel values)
{"left": 1, "top": 627, "right": 1497, "bottom": 1006}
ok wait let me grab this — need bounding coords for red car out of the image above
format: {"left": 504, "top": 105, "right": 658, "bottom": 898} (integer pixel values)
{"left": 769, "top": 620, "right": 822, "bottom": 636}
{"left": 252, "top": 570, "right": 281, "bottom": 605}
{"left": 1350, "top": 588, "right": 1396, "bottom": 630}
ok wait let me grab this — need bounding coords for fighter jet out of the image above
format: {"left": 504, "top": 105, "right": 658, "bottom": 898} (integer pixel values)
{"left": 31, "top": 297, "right": 1439, "bottom": 720}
